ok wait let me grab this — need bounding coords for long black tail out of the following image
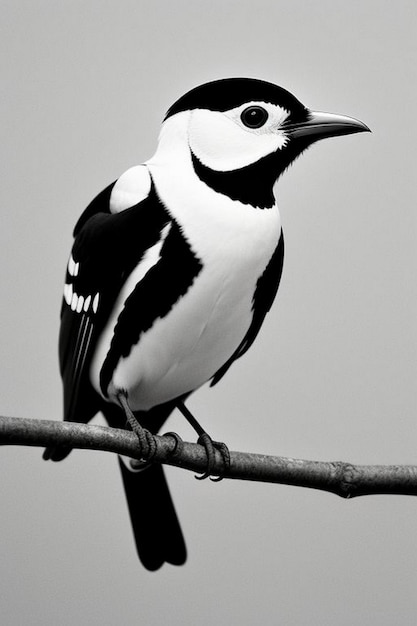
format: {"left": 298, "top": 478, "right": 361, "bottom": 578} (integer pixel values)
{"left": 118, "top": 457, "right": 186, "bottom": 570}
{"left": 104, "top": 399, "right": 187, "bottom": 571}
{"left": 44, "top": 398, "right": 187, "bottom": 570}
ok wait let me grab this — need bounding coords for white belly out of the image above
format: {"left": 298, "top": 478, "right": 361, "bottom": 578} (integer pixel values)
{"left": 90, "top": 158, "right": 282, "bottom": 410}
{"left": 110, "top": 256, "right": 258, "bottom": 409}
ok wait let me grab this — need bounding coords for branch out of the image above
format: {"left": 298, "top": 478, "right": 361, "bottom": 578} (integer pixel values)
{"left": 1, "top": 415, "right": 417, "bottom": 498}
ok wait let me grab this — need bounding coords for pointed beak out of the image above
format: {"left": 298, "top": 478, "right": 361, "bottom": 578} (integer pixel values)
{"left": 283, "top": 111, "right": 371, "bottom": 141}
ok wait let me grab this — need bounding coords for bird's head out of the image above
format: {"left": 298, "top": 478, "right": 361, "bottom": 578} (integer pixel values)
{"left": 157, "top": 78, "right": 370, "bottom": 208}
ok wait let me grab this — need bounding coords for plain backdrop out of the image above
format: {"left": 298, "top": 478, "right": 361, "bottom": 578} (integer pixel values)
{"left": 1, "top": 1, "right": 416, "bottom": 624}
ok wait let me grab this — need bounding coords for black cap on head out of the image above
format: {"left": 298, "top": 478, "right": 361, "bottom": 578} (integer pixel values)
{"left": 165, "top": 78, "right": 308, "bottom": 121}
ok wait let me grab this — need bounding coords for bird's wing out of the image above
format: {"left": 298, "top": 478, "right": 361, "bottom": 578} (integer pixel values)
{"left": 211, "top": 232, "right": 284, "bottom": 385}
{"left": 59, "top": 166, "right": 167, "bottom": 424}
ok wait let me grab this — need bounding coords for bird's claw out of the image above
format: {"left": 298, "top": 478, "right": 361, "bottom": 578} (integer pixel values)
{"left": 117, "top": 391, "right": 157, "bottom": 462}
{"left": 130, "top": 422, "right": 157, "bottom": 462}
{"left": 128, "top": 431, "right": 184, "bottom": 471}
{"left": 195, "top": 433, "right": 230, "bottom": 481}
{"left": 209, "top": 441, "right": 230, "bottom": 482}
{"left": 163, "top": 431, "right": 185, "bottom": 457}
{"left": 174, "top": 400, "right": 230, "bottom": 480}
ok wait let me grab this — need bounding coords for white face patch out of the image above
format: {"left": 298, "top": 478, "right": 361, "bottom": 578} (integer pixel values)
{"left": 188, "top": 102, "right": 291, "bottom": 172}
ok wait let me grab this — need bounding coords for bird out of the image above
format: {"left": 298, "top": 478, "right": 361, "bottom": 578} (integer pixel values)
{"left": 43, "top": 78, "right": 369, "bottom": 571}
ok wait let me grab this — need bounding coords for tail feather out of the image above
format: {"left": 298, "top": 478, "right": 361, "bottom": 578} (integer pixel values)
{"left": 43, "top": 444, "right": 72, "bottom": 462}
{"left": 118, "top": 457, "right": 186, "bottom": 570}
{"left": 44, "top": 398, "right": 187, "bottom": 569}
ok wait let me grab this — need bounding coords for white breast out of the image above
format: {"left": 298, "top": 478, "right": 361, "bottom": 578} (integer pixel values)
{"left": 91, "top": 115, "right": 282, "bottom": 410}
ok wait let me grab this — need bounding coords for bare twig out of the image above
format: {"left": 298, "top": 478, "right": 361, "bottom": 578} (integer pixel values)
{"left": 1, "top": 415, "right": 416, "bottom": 498}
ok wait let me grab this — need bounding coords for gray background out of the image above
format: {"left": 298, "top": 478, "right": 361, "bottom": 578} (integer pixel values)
{"left": 1, "top": 1, "right": 416, "bottom": 624}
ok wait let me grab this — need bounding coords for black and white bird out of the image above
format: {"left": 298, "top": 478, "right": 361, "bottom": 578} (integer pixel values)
{"left": 44, "top": 78, "right": 369, "bottom": 571}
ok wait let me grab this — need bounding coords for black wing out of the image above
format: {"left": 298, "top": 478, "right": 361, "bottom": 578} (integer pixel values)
{"left": 59, "top": 181, "right": 171, "bottom": 424}
{"left": 211, "top": 232, "right": 284, "bottom": 385}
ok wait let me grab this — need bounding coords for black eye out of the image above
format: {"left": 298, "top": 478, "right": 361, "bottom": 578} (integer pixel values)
{"left": 240, "top": 106, "right": 269, "bottom": 129}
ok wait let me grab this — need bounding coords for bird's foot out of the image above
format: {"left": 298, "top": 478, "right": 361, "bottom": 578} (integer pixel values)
{"left": 130, "top": 422, "right": 157, "bottom": 461}
{"left": 176, "top": 400, "right": 230, "bottom": 481}
{"left": 196, "top": 433, "right": 230, "bottom": 481}
{"left": 117, "top": 391, "right": 157, "bottom": 462}
{"left": 163, "top": 431, "right": 185, "bottom": 458}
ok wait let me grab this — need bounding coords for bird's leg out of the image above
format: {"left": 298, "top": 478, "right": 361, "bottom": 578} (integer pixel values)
{"left": 176, "top": 400, "right": 230, "bottom": 481}
{"left": 117, "top": 391, "right": 157, "bottom": 462}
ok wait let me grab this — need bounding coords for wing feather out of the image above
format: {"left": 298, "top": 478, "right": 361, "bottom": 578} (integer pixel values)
{"left": 59, "top": 167, "right": 166, "bottom": 424}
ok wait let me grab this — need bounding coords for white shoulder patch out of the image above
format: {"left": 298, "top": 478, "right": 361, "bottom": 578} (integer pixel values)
{"left": 110, "top": 165, "right": 152, "bottom": 213}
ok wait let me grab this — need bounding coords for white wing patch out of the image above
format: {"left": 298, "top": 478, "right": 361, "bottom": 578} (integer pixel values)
{"left": 65, "top": 254, "right": 100, "bottom": 315}
{"left": 64, "top": 279, "right": 100, "bottom": 317}
{"left": 64, "top": 282, "right": 73, "bottom": 304}
{"left": 67, "top": 254, "right": 79, "bottom": 277}
{"left": 92, "top": 292, "right": 100, "bottom": 314}
{"left": 110, "top": 165, "right": 152, "bottom": 213}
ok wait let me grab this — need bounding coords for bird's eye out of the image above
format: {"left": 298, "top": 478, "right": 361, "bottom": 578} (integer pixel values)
{"left": 240, "top": 106, "right": 269, "bottom": 129}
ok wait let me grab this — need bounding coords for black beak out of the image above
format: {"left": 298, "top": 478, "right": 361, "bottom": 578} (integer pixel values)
{"left": 283, "top": 111, "right": 371, "bottom": 141}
